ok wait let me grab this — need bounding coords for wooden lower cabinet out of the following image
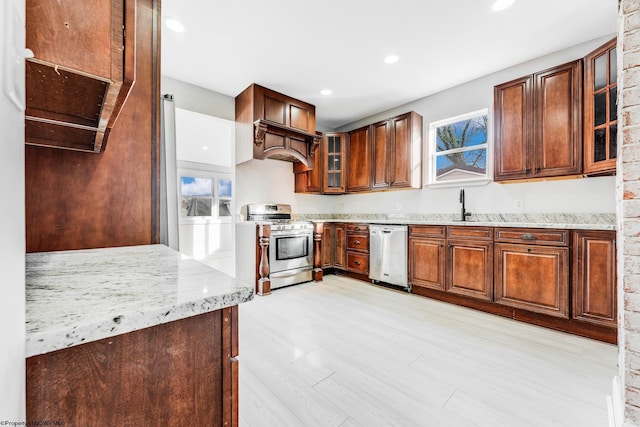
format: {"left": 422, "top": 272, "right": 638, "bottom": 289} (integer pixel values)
{"left": 321, "top": 223, "right": 335, "bottom": 268}
{"left": 320, "top": 223, "right": 346, "bottom": 270}
{"left": 409, "top": 225, "right": 447, "bottom": 292}
{"left": 494, "top": 243, "right": 569, "bottom": 318}
{"left": 346, "top": 224, "right": 369, "bottom": 275}
{"left": 334, "top": 224, "right": 347, "bottom": 269}
{"left": 573, "top": 230, "right": 617, "bottom": 327}
{"left": 27, "top": 307, "right": 239, "bottom": 426}
{"left": 446, "top": 239, "right": 493, "bottom": 301}
{"left": 410, "top": 226, "right": 492, "bottom": 300}
{"left": 409, "top": 237, "right": 446, "bottom": 291}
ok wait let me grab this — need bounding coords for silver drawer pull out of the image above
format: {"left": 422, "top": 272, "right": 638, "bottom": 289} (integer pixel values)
{"left": 521, "top": 234, "right": 536, "bottom": 240}
{"left": 354, "top": 261, "right": 361, "bottom": 266}
{"left": 354, "top": 240, "right": 360, "bottom": 245}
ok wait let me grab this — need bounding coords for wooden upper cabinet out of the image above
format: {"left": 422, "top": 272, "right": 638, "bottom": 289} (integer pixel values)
{"left": 494, "top": 76, "right": 532, "bottom": 179}
{"left": 323, "top": 133, "right": 347, "bottom": 194}
{"left": 347, "top": 126, "right": 371, "bottom": 192}
{"left": 371, "top": 112, "right": 423, "bottom": 190}
{"left": 262, "top": 89, "right": 315, "bottom": 133}
{"left": 494, "top": 60, "right": 582, "bottom": 181}
{"left": 573, "top": 230, "right": 617, "bottom": 327}
{"left": 293, "top": 153, "right": 322, "bottom": 194}
{"left": 534, "top": 61, "right": 582, "bottom": 178}
{"left": 583, "top": 38, "right": 618, "bottom": 175}
{"left": 390, "top": 112, "right": 422, "bottom": 188}
{"left": 25, "top": 0, "right": 136, "bottom": 153}
{"left": 372, "top": 120, "right": 391, "bottom": 189}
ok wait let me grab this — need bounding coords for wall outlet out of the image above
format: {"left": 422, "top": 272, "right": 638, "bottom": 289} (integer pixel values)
{"left": 395, "top": 203, "right": 402, "bottom": 211}
{"left": 515, "top": 199, "right": 524, "bottom": 210}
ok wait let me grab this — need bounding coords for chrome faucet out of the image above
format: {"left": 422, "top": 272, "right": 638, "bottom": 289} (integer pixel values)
{"left": 460, "top": 188, "right": 471, "bottom": 221}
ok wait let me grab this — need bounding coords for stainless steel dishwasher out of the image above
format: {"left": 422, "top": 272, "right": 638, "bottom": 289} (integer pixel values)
{"left": 369, "top": 224, "right": 409, "bottom": 290}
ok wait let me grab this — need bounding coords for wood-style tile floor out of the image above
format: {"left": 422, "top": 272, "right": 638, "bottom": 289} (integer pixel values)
{"left": 238, "top": 275, "right": 617, "bottom": 427}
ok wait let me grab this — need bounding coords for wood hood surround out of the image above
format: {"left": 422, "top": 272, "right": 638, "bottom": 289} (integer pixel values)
{"left": 235, "top": 83, "right": 321, "bottom": 168}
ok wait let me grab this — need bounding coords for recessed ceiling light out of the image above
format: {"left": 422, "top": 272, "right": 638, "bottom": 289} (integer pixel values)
{"left": 384, "top": 55, "right": 399, "bottom": 64}
{"left": 202, "top": 146, "right": 208, "bottom": 150}
{"left": 165, "top": 18, "right": 185, "bottom": 32}
{"left": 492, "top": 0, "right": 515, "bottom": 11}
{"left": 320, "top": 89, "right": 332, "bottom": 96}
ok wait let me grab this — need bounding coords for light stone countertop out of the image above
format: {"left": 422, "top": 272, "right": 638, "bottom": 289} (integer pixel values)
{"left": 26, "top": 244, "right": 254, "bottom": 357}
{"left": 296, "top": 213, "right": 616, "bottom": 231}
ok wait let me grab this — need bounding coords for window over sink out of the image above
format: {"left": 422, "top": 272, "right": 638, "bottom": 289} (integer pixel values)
{"left": 428, "top": 109, "right": 491, "bottom": 186}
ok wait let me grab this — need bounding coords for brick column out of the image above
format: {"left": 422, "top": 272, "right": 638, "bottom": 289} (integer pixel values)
{"left": 618, "top": 1, "right": 640, "bottom": 425}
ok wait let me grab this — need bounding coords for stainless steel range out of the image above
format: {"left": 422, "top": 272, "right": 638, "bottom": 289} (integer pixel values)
{"left": 239, "top": 204, "right": 314, "bottom": 292}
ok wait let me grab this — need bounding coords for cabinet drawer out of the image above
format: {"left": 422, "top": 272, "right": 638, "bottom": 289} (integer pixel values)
{"left": 346, "top": 223, "right": 369, "bottom": 233}
{"left": 347, "top": 251, "right": 369, "bottom": 274}
{"left": 347, "top": 234, "right": 369, "bottom": 252}
{"left": 494, "top": 228, "right": 569, "bottom": 246}
{"left": 409, "top": 225, "right": 446, "bottom": 238}
{"left": 447, "top": 226, "right": 493, "bottom": 241}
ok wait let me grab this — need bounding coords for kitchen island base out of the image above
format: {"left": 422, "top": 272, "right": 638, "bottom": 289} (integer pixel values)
{"left": 27, "top": 306, "right": 239, "bottom": 426}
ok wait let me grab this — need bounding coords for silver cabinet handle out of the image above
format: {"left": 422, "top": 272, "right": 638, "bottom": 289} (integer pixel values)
{"left": 521, "top": 234, "right": 536, "bottom": 240}
{"left": 354, "top": 240, "right": 360, "bottom": 245}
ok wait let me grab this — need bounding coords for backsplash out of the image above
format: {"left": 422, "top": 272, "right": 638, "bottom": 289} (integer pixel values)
{"left": 295, "top": 212, "right": 616, "bottom": 227}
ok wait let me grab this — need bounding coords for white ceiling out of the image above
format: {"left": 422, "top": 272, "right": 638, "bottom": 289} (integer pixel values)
{"left": 161, "top": 0, "right": 617, "bottom": 130}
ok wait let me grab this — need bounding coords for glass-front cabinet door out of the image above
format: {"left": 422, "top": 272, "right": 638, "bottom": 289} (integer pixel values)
{"left": 323, "top": 132, "right": 346, "bottom": 193}
{"left": 584, "top": 38, "right": 617, "bottom": 175}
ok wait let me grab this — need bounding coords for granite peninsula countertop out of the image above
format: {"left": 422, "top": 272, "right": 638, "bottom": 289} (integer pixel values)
{"left": 26, "top": 244, "right": 254, "bottom": 357}
{"left": 295, "top": 213, "right": 616, "bottom": 231}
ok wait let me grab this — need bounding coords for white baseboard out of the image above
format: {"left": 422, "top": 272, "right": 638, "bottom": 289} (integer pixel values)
{"left": 609, "top": 376, "right": 625, "bottom": 427}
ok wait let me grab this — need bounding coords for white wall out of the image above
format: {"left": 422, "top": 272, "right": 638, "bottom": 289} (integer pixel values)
{"left": 0, "top": 0, "right": 25, "bottom": 420}
{"left": 162, "top": 76, "right": 235, "bottom": 121}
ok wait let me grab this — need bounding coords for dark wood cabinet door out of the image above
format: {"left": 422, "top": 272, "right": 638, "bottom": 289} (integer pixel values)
{"left": 27, "top": 308, "right": 238, "bottom": 426}
{"left": 334, "top": 224, "right": 347, "bottom": 270}
{"left": 347, "top": 126, "right": 371, "bottom": 192}
{"left": 261, "top": 88, "right": 315, "bottom": 133}
{"left": 409, "top": 237, "right": 446, "bottom": 291}
{"left": 583, "top": 38, "right": 617, "bottom": 175}
{"left": 494, "top": 60, "right": 581, "bottom": 181}
{"left": 263, "top": 92, "right": 287, "bottom": 126}
{"left": 534, "top": 60, "right": 582, "bottom": 177}
{"left": 321, "top": 224, "right": 334, "bottom": 268}
{"left": 494, "top": 243, "right": 569, "bottom": 318}
{"left": 306, "top": 151, "right": 322, "bottom": 193}
{"left": 323, "top": 133, "right": 346, "bottom": 194}
{"left": 371, "top": 120, "right": 390, "bottom": 189}
{"left": 494, "top": 76, "right": 532, "bottom": 180}
{"left": 389, "top": 112, "right": 416, "bottom": 188}
{"left": 573, "top": 230, "right": 617, "bottom": 327}
{"left": 288, "top": 100, "right": 314, "bottom": 132}
{"left": 293, "top": 145, "right": 322, "bottom": 194}
{"left": 446, "top": 240, "right": 493, "bottom": 301}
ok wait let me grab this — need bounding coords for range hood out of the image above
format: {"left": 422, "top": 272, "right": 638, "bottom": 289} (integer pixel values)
{"left": 235, "top": 84, "right": 321, "bottom": 168}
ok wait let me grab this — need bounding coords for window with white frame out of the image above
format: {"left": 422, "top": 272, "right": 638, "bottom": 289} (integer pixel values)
{"left": 180, "top": 176, "right": 214, "bottom": 217}
{"left": 429, "top": 109, "right": 490, "bottom": 185}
